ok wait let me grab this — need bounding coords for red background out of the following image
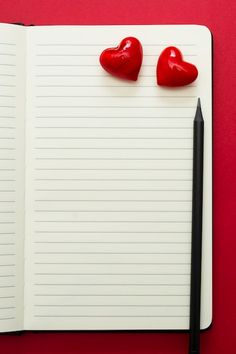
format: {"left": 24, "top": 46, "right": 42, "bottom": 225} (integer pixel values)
{"left": 0, "top": 0, "right": 235, "bottom": 353}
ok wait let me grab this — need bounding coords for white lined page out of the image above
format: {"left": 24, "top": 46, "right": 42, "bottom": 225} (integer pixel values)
{"left": 25, "top": 25, "right": 212, "bottom": 330}
{"left": 0, "top": 24, "right": 25, "bottom": 332}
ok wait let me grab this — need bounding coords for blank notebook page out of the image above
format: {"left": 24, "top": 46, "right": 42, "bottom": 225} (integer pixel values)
{"left": 24, "top": 25, "right": 212, "bottom": 330}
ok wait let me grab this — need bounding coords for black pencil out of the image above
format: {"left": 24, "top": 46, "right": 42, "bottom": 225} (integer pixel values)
{"left": 189, "top": 98, "right": 204, "bottom": 354}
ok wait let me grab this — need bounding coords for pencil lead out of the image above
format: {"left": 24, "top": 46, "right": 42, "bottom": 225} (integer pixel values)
{"left": 195, "top": 98, "right": 203, "bottom": 121}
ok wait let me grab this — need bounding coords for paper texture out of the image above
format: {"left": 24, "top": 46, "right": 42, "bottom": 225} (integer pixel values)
{"left": 24, "top": 25, "right": 212, "bottom": 330}
{"left": 0, "top": 24, "right": 25, "bottom": 332}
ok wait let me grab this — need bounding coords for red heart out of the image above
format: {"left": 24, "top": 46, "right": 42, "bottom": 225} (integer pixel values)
{"left": 157, "top": 46, "right": 198, "bottom": 87}
{"left": 99, "top": 37, "right": 143, "bottom": 81}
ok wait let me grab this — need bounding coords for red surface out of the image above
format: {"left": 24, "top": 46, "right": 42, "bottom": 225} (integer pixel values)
{"left": 0, "top": 0, "right": 236, "bottom": 353}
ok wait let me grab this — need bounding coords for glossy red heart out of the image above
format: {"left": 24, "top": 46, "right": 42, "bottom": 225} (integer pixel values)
{"left": 99, "top": 37, "right": 143, "bottom": 81}
{"left": 157, "top": 46, "right": 198, "bottom": 87}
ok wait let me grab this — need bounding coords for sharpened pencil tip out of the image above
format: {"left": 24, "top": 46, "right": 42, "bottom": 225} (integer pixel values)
{"left": 194, "top": 98, "right": 204, "bottom": 122}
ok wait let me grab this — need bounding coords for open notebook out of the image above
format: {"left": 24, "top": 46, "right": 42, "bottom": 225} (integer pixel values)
{"left": 0, "top": 24, "right": 212, "bottom": 332}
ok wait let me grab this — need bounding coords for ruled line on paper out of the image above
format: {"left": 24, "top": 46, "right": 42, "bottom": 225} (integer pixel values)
{"left": 35, "top": 63, "right": 182, "bottom": 67}
{"left": 35, "top": 96, "right": 196, "bottom": 99}
{"left": 36, "top": 54, "right": 197, "bottom": 57}
{"left": 33, "top": 222, "right": 191, "bottom": 225}
{"left": 0, "top": 63, "right": 16, "bottom": 66}
{"left": 34, "top": 315, "right": 189, "bottom": 318}
{"left": 34, "top": 294, "right": 190, "bottom": 297}
{"left": 34, "top": 199, "right": 191, "bottom": 201}
{"left": 34, "top": 178, "right": 192, "bottom": 181}
{"left": 0, "top": 253, "right": 16, "bottom": 256}
{"left": 35, "top": 137, "right": 193, "bottom": 140}
{"left": 34, "top": 251, "right": 191, "bottom": 255}
{"left": 36, "top": 63, "right": 150, "bottom": 68}
{"left": 34, "top": 283, "right": 190, "bottom": 286}
{"left": 0, "top": 95, "right": 15, "bottom": 98}
{"left": 35, "top": 188, "right": 192, "bottom": 191}
{"left": 34, "top": 262, "right": 190, "bottom": 265}
{"left": 34, "top": 159, "right": 192, "bottom": 161}
{"left": 0, "top": 43, "right": 16, "bottom": 46}
{"left": 35, "top": 169, "right": 192, "bottom": 171}
{"left": 36, "top": 74, "right": 162, "bottom": 78}
{"left": 35, "top": 107, "right": 195, "bottom": 110}
{"left": 0, "top": 137, "right": 15, "bottom": 140}
{"left": 0, "top": 53, "right": 16, "bottom": 56}
{"left": 34, "top": 272, "right": 190, "bottom": 275}
{"left": 35, "top": 126, "right": 192, "bottom": 129}
{"left": 35, "top": 43, "right": 196, "bottom": 46}
{"left": 0, "top": 285, "right": 15, "bottom": 288}
{"left": 0, "top": 74, "right": 16, "bottom": 77}
{"left": 0, "top": 148, "right": 16, "bottom": 151}
{"left": 35, "top": 304, "right": 189, "bottom": 307}
{"left": 0, "top": 232, "right": 15, "bottom": 234}
{"left": 34, "top": 241, "right": 190, "bottom": 245}
{"left": 34, "top": 231, "right": 190, "bottom": 234}
{"left": 0, "top": 190, "right": 15, "bottom": 192}
{"left": 0, "top": 241, "right": 15, "bottom": 244}
{"left": 35, "top": 84, "right": 197, "bottom": 88}
{"left": 34, "top": 210, "right": 191, "bottom": 213}
{"left": 35, "top": 115, "right": 193, "bottom": 118}
{"left": 35, "top": 148, "right": 193, "bottom": 151}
